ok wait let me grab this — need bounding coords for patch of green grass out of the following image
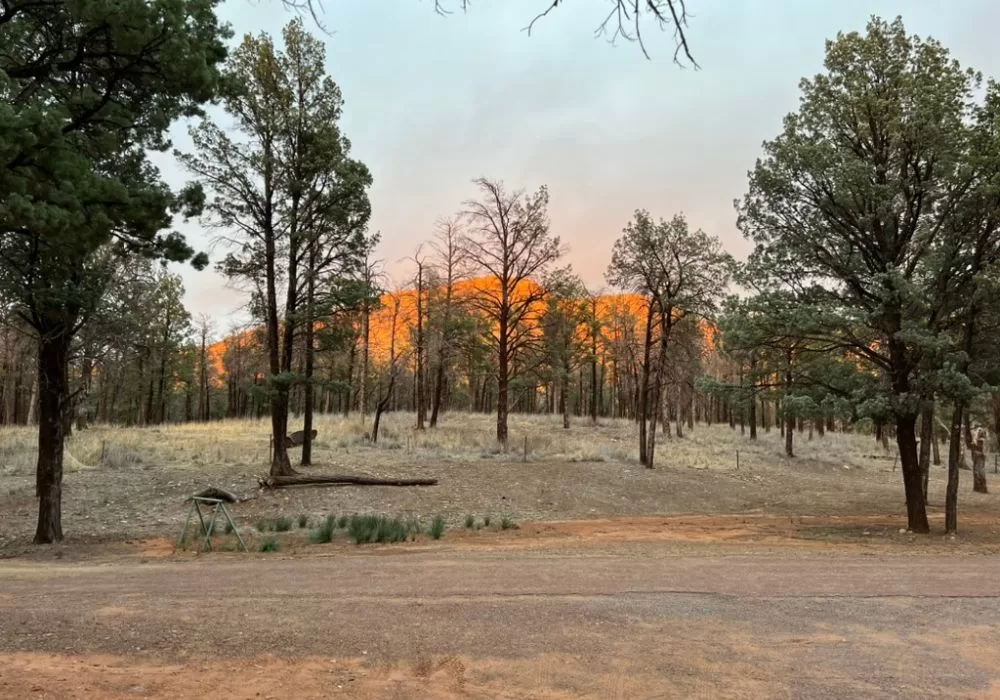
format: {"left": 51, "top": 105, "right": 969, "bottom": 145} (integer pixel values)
{"left": 259, "top": 538, "right": 281, "bottom": 552}
{"left": 483, "top": 516, "right": 491, "bottom": 528}
{"left": 464, "top": 514, "right": 475, "bottom": 529}
{"left": 500, "top": 517, "right": 517, "bottom": 530}
{"left": 347, "top": 514, "right": 409, "bottom": 545}
{"left": 309, "top": 515, "right": 336, "bottom": 544}
{"left": 298, "top": 514, "right": 309, "bottom": 529}
{"left": 274, "top": 516, "right": 294, "bottom": 532}
{"left": 337, "top": 515, "right": 349, "bottom": 529}
{"left": 429, "top": 515, "right": 446, "bottom": 540}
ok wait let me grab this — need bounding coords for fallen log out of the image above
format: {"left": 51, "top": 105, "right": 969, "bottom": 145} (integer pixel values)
{"left": 258, "top": 474, "right": 438, "bottom": 489}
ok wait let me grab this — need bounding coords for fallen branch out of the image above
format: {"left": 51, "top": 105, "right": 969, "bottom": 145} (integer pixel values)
{"left": 257, "top": 474, "right": 438, "bottom": 489}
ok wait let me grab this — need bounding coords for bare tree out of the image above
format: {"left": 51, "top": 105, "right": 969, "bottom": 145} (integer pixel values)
{"left": 463, "top": 178, "right": 563, "bottom": 450}
{"left": 195, "top": 314, "right": 214, "bottom": 421}
{"left": 371, "top": 290, "right": 404, "bottom": 444}
{"left": 428, "top": 218, "right": 470, "bottom": 428}
{"left": 408, "top": 246, "right": 429, "bottom": 430}
{"left": 281, "top": 1, "right": 697, "bottom": 63}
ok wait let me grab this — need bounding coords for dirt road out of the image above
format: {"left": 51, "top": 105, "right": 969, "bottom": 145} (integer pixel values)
{"left": 2, "top": 542, "right": 1000, "bottom": 699}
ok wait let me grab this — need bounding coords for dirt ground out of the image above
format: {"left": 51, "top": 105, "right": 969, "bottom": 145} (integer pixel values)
{"left": 2, "top": 522, "right": 1000, "bottom": 699}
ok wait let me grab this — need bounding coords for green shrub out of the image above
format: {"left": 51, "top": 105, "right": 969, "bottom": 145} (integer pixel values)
{"left": 259, "top": 538, "right": 281, "bottom": 552}
{"left": 337, "top": 515, "right": 349, "bottom": 529}
{"left": 483, "top": 516, "right": 491, "bottom": 528}
{"left": 309, "top": 515, "right": 336, "bottom": 544}
{"left": 430, "top": 515, "right": 446, "bottom": 540}
{"left": 500, "top": 517, "right": 517, "bottom": 530}
{"left": 464, "top": 514, "right": 475, "bottom": 529}
{"left": 297, "top": 514, "right": 309, "bottom": 529}
{"left": 274, "top": 516, "right": 294, "bottom": 532}
{"left": 255, "top": 519, "right": 270, "bottom": 532}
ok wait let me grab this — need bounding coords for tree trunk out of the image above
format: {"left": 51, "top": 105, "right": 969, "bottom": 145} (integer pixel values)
{"left": 561, "top": 370, "right": 570, "bottom": 430}
{"left": 784, "top": 354, "right": 793, "bottom": 457}
{"left": 371, "top": 374, "right": 395, "bottom": 444}
{"left": 34, "top": 328, "right": 71, "bottom": 543}
{"left": 785, "top": 414, "right": 794, "bottom": 457}
{"left": 301, "top": 238, "right": 317, "bottom": 467}
{"left": 973, "top": 448, "right": 988, "bottom": 494}
{"left": 897, "top": 413, "right": 930, "bottom": 533}
{"left": 430, "top": 360, "right": 446, "bottom": 428}
{"left": 919, "top": 402, "right": 933, "bottom": 504}
{"left": 637, "top": 302, "right": 654, "bottom": 466}
{"left": 946, "top": 404, "right": 962, "bottom": 534}
{"left": 496, "top": 307, "right": 510, "bottom": 450}
{"left": 415, "top": 263, "right": 426, "bottom": 430}
{"left": 590, "top": 330, "right": 599, "bottom": 425}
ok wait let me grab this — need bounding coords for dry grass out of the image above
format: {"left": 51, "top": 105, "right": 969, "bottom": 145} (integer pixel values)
{"left": 0, "top": 411, "right": 902, "bottom": 480}
{"left": 1, "top": 411, "right": 996, "bottom": 547}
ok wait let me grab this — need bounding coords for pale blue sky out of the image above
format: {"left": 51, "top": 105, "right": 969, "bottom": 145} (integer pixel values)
{"left": 162, "top": 0, "right": 1000, "bottom": 326}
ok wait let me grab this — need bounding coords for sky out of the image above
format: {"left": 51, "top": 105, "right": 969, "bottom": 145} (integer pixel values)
{"left": 159, "top": 0, "right": 1000, "bottom": 328}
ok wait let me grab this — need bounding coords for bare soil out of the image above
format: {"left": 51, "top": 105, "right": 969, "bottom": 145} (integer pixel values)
{"left": 2, "top": 534, "right": 1000, "bottom": 698}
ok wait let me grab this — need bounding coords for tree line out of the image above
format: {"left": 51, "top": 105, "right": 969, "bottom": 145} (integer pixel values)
{"left": 5, "top": 3, "right": 1000, "bottom": 543}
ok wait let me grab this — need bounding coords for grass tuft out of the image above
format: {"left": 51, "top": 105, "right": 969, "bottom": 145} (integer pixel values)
{"left": 430, "top": 515, "right": 446, "bottom": 540}
{"left": 337, "top": 514, "right": 349, "bottom": 529}
{"left": 309, "top": 515, "right": 336, "bottom": 544}
{"left": 465, "top": 514, "right": 475, "bottom": 529}
{"left": 298, "top": 513, "right": 309, "bottom": 529}
{"left": 483, "top": 516, "right": 491, "bottom": 528}
{"left": 259, "top": 538, "right": 281, "bottom": 552}
{"left": 274, "top": 516, "right": 294, "bottom": 532}
{"left": 500, "top": 517, "right": 517, "bottom": 530}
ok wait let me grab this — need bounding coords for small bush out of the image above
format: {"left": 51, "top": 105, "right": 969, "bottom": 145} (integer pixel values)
{"left": 297, "top": 514, "right": 309, "bottom": 529}
{"left": 337, "top": 515, "right": 349, "bottom": 529}
{"left": 309, "top": 515, "right": 336, "bottom": 544}
{"left": 464, "top": 514, "right": 475, "bottom": 529}
{"left": 255, "top": 519, "right": 270, "bottom": 532}
{"left": 274, "top": 516, "right": 294, "bottom": 532}
{"left": 430, "top": 515, "right": 445, "bottom": 540}
{"left": 483, "top": 516, "right": 491, "bottom": 528}
{"left": 500, "top": 517, "right": 517, "bottom": 530}
{"left": 259, "top": 538, "right": 281, "bottom": 552}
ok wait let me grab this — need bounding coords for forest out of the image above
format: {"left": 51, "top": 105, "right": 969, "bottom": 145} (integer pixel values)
{"left": 3, "top": 4, "right": 1000, "bottom": 547}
